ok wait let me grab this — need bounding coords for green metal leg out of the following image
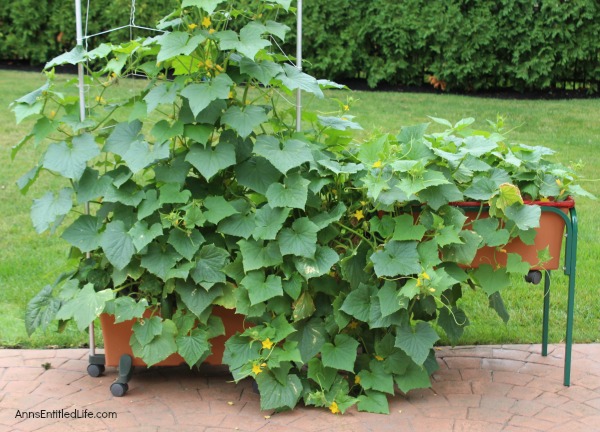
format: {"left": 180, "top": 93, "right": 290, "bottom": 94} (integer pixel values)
{"left": 542, "top": 270, "right": 551, "bottom": 357}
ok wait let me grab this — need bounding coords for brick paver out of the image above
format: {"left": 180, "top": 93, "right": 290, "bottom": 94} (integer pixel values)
{"left": 1, "top": 344, "right": 600, "bottom": 431}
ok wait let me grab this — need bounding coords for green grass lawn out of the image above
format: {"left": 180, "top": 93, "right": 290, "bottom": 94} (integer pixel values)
{"left": 1, "top": 69, "right": 599, "bottom": 348}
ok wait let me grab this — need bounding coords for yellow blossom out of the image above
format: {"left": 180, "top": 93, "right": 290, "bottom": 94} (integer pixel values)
{"left": 329, "top": 402, "right": 340, "bottom": 414}
{"left": 540, "top": 197, "right": 551, "bottom": 202}
{"left": 209, "top": 28, "right": 216, "bottom": 34}
{"left": 416, "top": 278, "right": 422, "bottom": 287}
{"left": 556, "top": 179, "right": 562, "bottom": 186}
{"left": 428, "top": 287, "right": 436, "bottom": 293}
{"left": 49, "top": 110, "right": 56, "bottom": 119}
{"left": 202, "top": 16, "right": 212, "bottom": 28}
{"left": 354, "top": 209, "right": 364, "bottom": 221}
{"left": 252, "top": 363, "right": 263, "bottom": 375}
{"left": 228, "top": 91, "right": 234, "bottom": 99}
{"left": 354, "top": 375, "right": 361, "bottom": 385}
{"left": 421, "top": 271, "right": 430, "bottom": 280}
{"left": 188, "top": 23, "right": 198, "bottom": 30}
{"left": 372, "top": 160, "right": 382, "bottom": 168}
{"left": 374, "top": 355, "right": 384, "bottom": 361}
{"left": 499, "top": 249, "right": 507, "bottom": 253}
{"left": 343, "top": 104, "right": 349, "bottom": 111}
{"left": 215, "top": 64, "right": 224, "bottom": 72}
{"left": 95, "top": 96, "right": 106, "bottom": 104}
{"left": 348, "top": 320, "right": 359, "bottom": 329}
{"left": 205, "top": 59, "right": 214, "bottom": 69}
{"left": 262, "top": 338, "right": 274, "bottom": 350}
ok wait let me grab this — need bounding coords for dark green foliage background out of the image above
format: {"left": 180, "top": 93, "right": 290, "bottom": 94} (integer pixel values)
{"left": 1, "top": 0, "right": 598, "bottom": 92}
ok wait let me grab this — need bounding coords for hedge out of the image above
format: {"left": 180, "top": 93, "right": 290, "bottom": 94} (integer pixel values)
{"left": 1, "top": 0, "right": 598, "bottom": 93}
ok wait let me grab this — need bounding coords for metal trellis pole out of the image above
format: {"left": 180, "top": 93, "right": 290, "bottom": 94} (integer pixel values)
{"left": 296, "top": 0, "right": 302, "bottom": 132}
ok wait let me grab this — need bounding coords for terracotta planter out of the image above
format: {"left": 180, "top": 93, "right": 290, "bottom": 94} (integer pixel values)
{"left": 99, "top": 306, "right": 247, "bottom": 368}
{"left": 452, "top": 198, "right": 574, "bottom": 270}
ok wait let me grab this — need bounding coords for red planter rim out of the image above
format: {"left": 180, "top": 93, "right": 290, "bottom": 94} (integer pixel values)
{"left": 450, "top": 196, "right": 575, "bottom": 209}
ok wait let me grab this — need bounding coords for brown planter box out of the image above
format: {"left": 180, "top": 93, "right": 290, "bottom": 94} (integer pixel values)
{"left": 99, "top": 306, "right": 247, "bottom": 368}
{"left": 453, "top": 198, "right": 574, "bottom": 270}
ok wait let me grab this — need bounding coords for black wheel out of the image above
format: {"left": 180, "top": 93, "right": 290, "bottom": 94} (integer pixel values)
{"left": 524, "top": 270, "right": 543, "bottom": 285}
{"left": 110, "top": 382, "right": 129, "bottom": 397}
{"left": 87, "top": 364, "right": 105, "bottom": 377}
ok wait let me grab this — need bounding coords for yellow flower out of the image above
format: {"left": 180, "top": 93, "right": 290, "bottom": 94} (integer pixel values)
{"left": 252, "top": 363, "right": 263, "bottom": 375}
{"left": 416, "top": 278, "right": 422, "bottom": 287}
{"left": 188, "top": 23, "right": 198, "bottom": 30}
{"left": 329, "top": 401, "right": 340, "bottom": 414}
{"left": 348, "top": 320, "right": 359, "bottom": 329}
{"left": 95, "top": 96, "right": 106, "bottom": 104}
{"left": 228, "top": 91, "right": 234, "bottom": 99}
{"left": 202, "top": 16, "right": 212, "bottom": 28}
{"left": 209, "top": 28, "right": 216, "bottom": 34}
{"left": 372, "top": 160, "right": 382, "bottom": 168}
{"left": 215, "top": 64, "right": 224, "bottom": 72}
{"left": 354, "top": 375, "right": 361, "bottom": 385}
{"left": 428, "top": 287, "right": 436, "bottom": 293}
{"left": 421, "top": 271, "right": 431, "bottom": 280}
{"left": 49, "top": 110, "right": 56, "bottom": 119}
{"left": 354, "top": 209, "right": 364, "bottom": 221}
{"left": 205, "top": 59, "right": 214, "bottom": 69}
{"left": 374, "top": 355, "right": 384, "bottom": 361}
{"left": 262, "top": 338, "right": 274, "bottom": 350}
{"left": 556, "top": 179, "right": 562, "bottom": 186}
{"left": 343, "top": 104, "right": 349, "bottom": 111}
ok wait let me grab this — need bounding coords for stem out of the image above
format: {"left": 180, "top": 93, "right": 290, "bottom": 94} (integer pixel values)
{"left": 335, "top": 222, "right": 375, "bottom": 250}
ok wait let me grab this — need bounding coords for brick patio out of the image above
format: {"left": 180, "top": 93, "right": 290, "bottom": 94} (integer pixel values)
{"left": 1, "top": 344, "right": 600, "bottom": 431}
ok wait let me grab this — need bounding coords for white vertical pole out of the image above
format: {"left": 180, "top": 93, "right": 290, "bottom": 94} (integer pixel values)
{"left": 296, "top": 0, "right": 302, "bottom": 132}
{"left": 75, "top": 0, "right": 95, "bottom": 357}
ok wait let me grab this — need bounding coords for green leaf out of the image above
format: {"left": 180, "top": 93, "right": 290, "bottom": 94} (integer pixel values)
{"left": 287, "top": 318, "right": 327, "bottom": 363}
{"left": 56, "top": 284, "right": 114, "bottom": 331}
{"left": 217, "top": 22, "right": 271, "bottom": 60}
{"left": 489, "top": 291, "right": 510, "bottom": 323}
{"left": 42, "top": 134, "right": 99, "bottom": 180}
{"left": 180, "top": 74, "right": 233, "bottom": 117}
{"left": 255, "top": 372, "right": 302, "bottom": 411}
{"left": 370, "top": 215, "right": 395, "bottom": 238}
{"left": 45, "top": 46, "right": 86, "bottom": 68}
{"left": 339, "top": 242, "right": 370, "bottom": 289}
{"left": 464, "top": 178, "right": 498, "bottom": 201}
{"left": 181, "top": 0, "right": 222, "bottom": 13}
{"left": 203, "top": 196, "right": 239, "bottom": 224}
{"left": 340, "top": 284, "right": 373, "bottom": 322}
{"left": 31, "top": 188, "right": 73, "bottom": 234}
{"left": 238, "top": 239, "right": 283, "bottom": 271}
{"left": 61, "top": 215, "right": 102, "bottom": 252}
{"left": 222, "top": 105, "right": 268, "bottom": 139}
{"left": 177, "top": 328, "right": 210, "bottom": 367}
{"left": 292, "top": 292, "right": 316, "bottom": 321}
{"left": 307, "top": 358, "right": 337, "bottom": 391}
{"left": 241, "top": 271, "right": 283, "bottom": 305}
{"left": 190, "top": 245, "right": 229, "bottom": 285}
{"left": 310, "top": 203, "right": 346, "bottom": 231}
{"left": 176, "top": 281, "right": 223, "bottom": 316}
{"left": 100, "top": 220, "right": 135, "bottom": 270}
{"left": 184, "top": 124, "right": 213, "bottom": 146}
{"left": 277, "top": 64, "right": 324, "bottom": 98}
{"left": 394, "top": 360, "right": 432, "bottom": 393}
{"left": 25, "top": 285, "right": 61, "bottom": 336}
{"left": 394, "top": 321, "right": 439, "bottom": 366}
{"left": 266, "top": 171, "right": 310, "bottom": 209}
{"left": 472, "top": 218, "right": 510, "bottom": 247}
{"left": 437, "top": 307, "right": 469, "bottom": 345}
{"left": 156, "top": 31, "right": 205, "bottom": 62}
{"left": 294, "top": 246, "right": 339, "bottom": 280}
{"left": 235, "top": 157, "right": 281, "bottom": 195}
{"left": 253, "top": 205, "right": 290, "bottom": 240}
{"left": 398, "top": 170, "right": 450, "bottom": 197}
{"left": 377, "top": 281, "right": 404, "bottom": 317}
{"left": 144, "top": 83, "right": 179, "bottom": 114}
{"left": 131, "top": 319, "right": 178, "bottom": 366}
{"left": 185, "top": 142, "right": 236, "bottom": 181}
{"left": 505, "top": 204, "right": 541, "bottom": 230}
{"left": 140, "top": 244, "right": 180, "bottom": 280}
{"left": 218, "top": 212, "right": 255, "bottom": 239}
{"left": 254, "top": 135, "right": 313, "bottom": 175}
{"left": 128, "top": 221, "right": 163, "bottom": 251}
{"left": 168, "top": 229, "right": 205, "bottom": 260}
{"left": 473, "top": 264, "right": 511, "bottom": 296}
{"left": 370, "top": 241, "right": 421, "bottom": 277}
{"left": 104, "top": 121, "right": 169, "bottom": 173}
{"left": 112, "top": 297, "right": 148, "bottom": 323}
{"left": 321, "top": 334, "right": 359, "bottom": 373}
{"left": 441, "top": 230, "right": 482, "bottom": 265}
{"left": 392, "top": 214, "right": 427, "bottom": 241}
{"left": 506, "top": 253, "right": 531, "bottom": 275}
{"left": 358, "top": 361, "right": 395, "bottom": 394}
{"left": 239, "top": 58, "right": 283, "bottom": 86}
{"left": 277, "top": 217, "right": 318, "bottom": 258}
{"left": 356, "top": 390, "right": 389, "bottom": 414}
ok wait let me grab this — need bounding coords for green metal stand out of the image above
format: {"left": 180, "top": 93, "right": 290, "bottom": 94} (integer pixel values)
{"left": 540, "top": 206, "right": 578, "bottom": 386}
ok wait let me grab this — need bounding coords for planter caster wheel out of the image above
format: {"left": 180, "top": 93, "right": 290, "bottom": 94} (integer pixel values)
{"left": 110, "top": 382, "right": 128, "bottom": 397}
{"left": 87, "top": 364, "right": 105, "bottom": 377}
{"left": 524, "top": 270, "right": 543, "bottom": 285}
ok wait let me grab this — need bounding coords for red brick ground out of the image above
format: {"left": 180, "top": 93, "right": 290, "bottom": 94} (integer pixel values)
{"left": 1, "top": 344, "right": 600, "bottom": 431}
